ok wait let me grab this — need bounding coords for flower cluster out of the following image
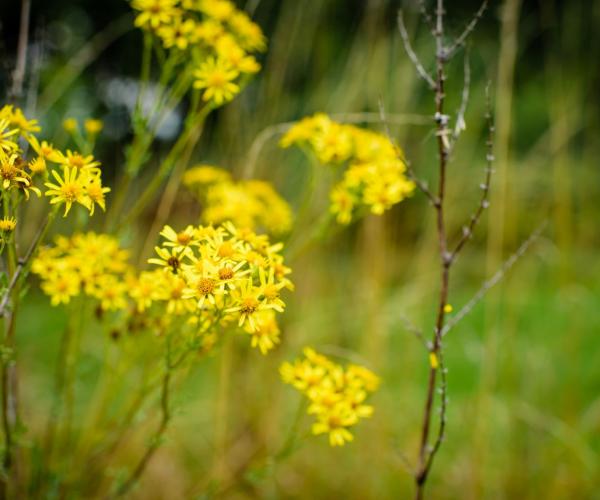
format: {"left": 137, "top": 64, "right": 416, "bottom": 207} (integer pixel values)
{"left": 183, "top": 164, "right": 293, "bottom": 236}
{"left": 33, "top": 222, "right": 293, "bottom": 355}
{"left": 32, "top": 233, "right": 131, "bottom": 308}
{"left": 148, "top": 222, "right": 293, "bottom": 354}
{"left": 131, "top": 0, "right": 266, "bottom": 105}
{"left": 280, "top": 347, "right": 379, "bottom": 446}
{"left": 280, "top": 113, "right": 415, "bottom": 224}
{"left": 0, "top": 105, "right": 109, "bottom": 217}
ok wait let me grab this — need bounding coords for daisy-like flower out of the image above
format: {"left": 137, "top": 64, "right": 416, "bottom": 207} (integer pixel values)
{"left": 280, "top": 348, "right": 378, "bottom": 447}
{"left": 244, "top": 310, "right": 281, "bottom": 355}
{"left": 85, "top": 178, "right": 111, "bottom": 215}
{"left": 182, "top": 265, "right": 221, "bottom": 309}
{"left": 160, "top": 224, "right": 198, "bottom": 253}
{"left": 0, "top": 151, "right": 29, "bottom": 190}
{"left": 157, "top": 17, "right": 197, "bottom": 50}
{"left": 0, "top": 216, "right": 16, "bottom": 233}
{"left": 8, "top": 107, "right": 40, "bottom": 134}
{"left": 312, "top": 405, "right": 358, "bottom": 447}
{"left": 0, "top": 119, "right": 19, "bottom": 152}
{"left": 193, "top": 57, "right": 240, "bottom": 106}
{"left": 148, "top": 246, "right": 190, "bottom": 274}
{"left": 55, "top": 150, "right": 101, "bottom": 174}
{"left": 132, "top": 0, "right": 180, "bottom": 29}
{"left": 225, "top": 278, "right": 271, "bottom": 331}
{"left": 258, "top": 266, "right": 286, "bottom": 312}
{"left": 27, "top": 136, "right": 61, "bottom": 162}
{"left": 44, "top": 166, "right": 90, "bottom": 216}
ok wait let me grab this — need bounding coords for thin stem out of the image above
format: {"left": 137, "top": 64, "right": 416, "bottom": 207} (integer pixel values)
{"left": 0, "top": 212, "right": 56, "bottom": 317}
{"left": 449, "top": 86, "right": 493, "bottom": 262}
{"left": 116, "top": 338, "right": 174, "bottom": 497}
{"left": 445, "top": 0, "right": 489, "bottom": 60}
{"left": 397, "top": 10, "right": 436, "bottom": 90}
{"left": 9, "top": 0, "right": 31, "bottom": 102}
{"left": 116, "top": 104, "right": 210, "bottom": 231}
{"left": 415, "top": 1, "right": 451, "bottom": 497}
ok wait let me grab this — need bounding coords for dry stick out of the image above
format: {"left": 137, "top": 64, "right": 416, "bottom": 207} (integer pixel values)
{"left": 449, "top": 85, "right": 493, "bottom": 262}
{"left": 442, "top": 221, "right": 547, "bottom": 338}
{"left": 451, "top": 50, "right": 471, "bottom": 145}
{"left": 397, "top": 11, "right": 436, "bottom": 90}
{"left": 413, "top": 2, "right": 451, "bottom": 498}
{"left": 445, "top": 0, "right": 489, "bottom": 60}
{"left": 9, "top": 0, "right": 31, "bottom": 101}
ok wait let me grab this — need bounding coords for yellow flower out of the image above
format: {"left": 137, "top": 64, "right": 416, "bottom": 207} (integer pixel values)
{"left": 0, "top": 216, "right": 16, "bottom": 232}
{"left": 5, "top": 106, "right": 40, "bottom": 134}
{"left": 227, "top": 11, "right": 267, "bottom": 52}
{"left": 28, "top": 156, "right": 47, "bottom": 175}
{"left": 85, "top": 179, "right": 111, "bottom": 215}
{"left": 197, "top": 0, "right": 235, "bottom": 21}
{"left": 41, "top": 272, "right": 81, "bottom": 306}
{"left": 312, "top": 406, "right": 358, "bottom": 447}
{"left": 0, "top": 119, "right": 19, "bottom": 153}
{"left": 62, "top": 118, "right": 78, "bottom": 132}
{"left": 27, "top": 136, "right": 61, "bottom": 162}
{"left": 157, "top": 17, "right": 197, "bottom": 50}
{"left": 244, "top": 310, "right": 280, "bottom": 355}
{"left": 159, "top": 224, "right": 199, "bottom": 253}
{"left": 84, "top": 119, "right": 103, "bottom": 135}
{"left": 215, "top": 36, "right": 260, "bottom": 74}
{"left": 148, "top": 246, "right": 191, "bottom": 274}
{"left": 44, "top": 166, "right": 90, "bottom": 216}
{"left": 132, "top": 0, "right": 180, "bottom": 29}
{"left": 193, "top": 57, "right": 240, "bottom": 105}
{"left": 0, "top": 151, "right": 29, "bottom": 190}
{"left": 280, "top": 348, "right": 379, "bottom": 447}
{"left": 55, "top": 150, "right": 101, "bottom": 173}
{"left": 183, "top": 164, "right": 231, "bottom": 188}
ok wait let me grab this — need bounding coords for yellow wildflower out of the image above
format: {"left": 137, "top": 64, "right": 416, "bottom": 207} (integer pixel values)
{"left": 193, "top": 57, "right": 240, "bottom": 105}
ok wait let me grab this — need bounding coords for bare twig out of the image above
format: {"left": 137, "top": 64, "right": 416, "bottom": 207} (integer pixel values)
{"left": 399, "top": 313, "right": 428, "bottom": 348}
{"left": 451, "top": 50, "right": 471, "bottom": 144}
{"left": 445, "top": 0, "right": 489, "bottom": 59}
{"left": 449, "top": 84, "right": 493, "bottom": 262}
{"left": 423, "top": 348, "right": 448, "bottom": 475}
{"left": 397, "top": 10, "right": 436, "bottom": 90}
{"left": 414, "top": 1, "right": 452, "bottom": 497}
{"left": 442, "top": 221, "right": 547, "bottom": 338}
{"left": 9, "top": 0, "right": 32, "bottom": 101}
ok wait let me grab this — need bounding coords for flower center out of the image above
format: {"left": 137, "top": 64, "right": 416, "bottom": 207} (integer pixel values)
{"left": 240, "top": 297, "right": 259, "bottom": 314}
{"left": 197, "top": 278, "right": 216, "bottom": 295}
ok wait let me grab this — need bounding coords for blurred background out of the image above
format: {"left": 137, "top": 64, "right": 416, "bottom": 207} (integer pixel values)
{"left": 1, "top": 0, "right": 599, "bottom": 498}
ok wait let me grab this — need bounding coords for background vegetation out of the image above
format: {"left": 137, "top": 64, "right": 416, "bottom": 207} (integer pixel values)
{"left": 1, "top": 0, "right": 599, "bottom": 498}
